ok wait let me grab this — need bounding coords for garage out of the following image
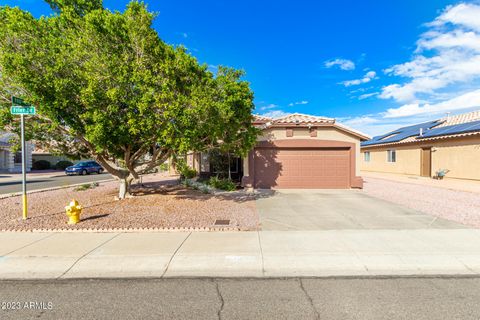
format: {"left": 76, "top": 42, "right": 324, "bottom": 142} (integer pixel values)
{"left": 254, "top": 147, "right": 351, "bottom": 189}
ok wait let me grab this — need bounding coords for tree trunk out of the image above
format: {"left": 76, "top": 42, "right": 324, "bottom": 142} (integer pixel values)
{"left": 117, "top": 174, "right": 134, "bottom": 200}
{"left": 118, "top": 178, "right": 131, "bottom": 199}
{"left": 228, "top": 153, "right": 231, "bottom": 180}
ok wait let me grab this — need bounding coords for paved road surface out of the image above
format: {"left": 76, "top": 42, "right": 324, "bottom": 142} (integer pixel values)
{"left": 0, "top": 173, "right": 113, "bottom": 195}
{"left": 1, "top": 277, "right": 480, "bottom": 319}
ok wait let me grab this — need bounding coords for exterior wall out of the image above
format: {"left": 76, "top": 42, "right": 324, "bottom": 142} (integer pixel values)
{"left": 431, "top": 138, "right": 480, "bottom": 180}
{"left": 361, "top": 136, "right": 480, "bottom": 181}
{"left": 361, "top": 146, "right": 421, "bottom": 176}
{"left": 242, "top": 125, "right": 364, "bottom": 189}
{"left": 0, "top": 142, "right": 33, "bottom": 173}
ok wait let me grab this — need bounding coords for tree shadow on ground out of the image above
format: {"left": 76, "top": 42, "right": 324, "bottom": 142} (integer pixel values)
{"left": 129, "top": 178, "right": 277, "bottom": 203}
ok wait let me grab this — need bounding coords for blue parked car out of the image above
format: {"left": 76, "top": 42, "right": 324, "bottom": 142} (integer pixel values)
{"left": 65, "top": 161, "right": 104, "bottom": 176}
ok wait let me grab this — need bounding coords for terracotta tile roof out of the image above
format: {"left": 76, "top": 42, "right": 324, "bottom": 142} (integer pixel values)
{"left": 437, "top": 110, "right": 480, "bottom": 127}
{"left": 272, "top": 113, "right": 335, "bottom": 124}
{"left": 254, "top": 113, "right": 370, "bottom": 140}
{"left": 252, "top": 114, "right": 273, "bottom": 123}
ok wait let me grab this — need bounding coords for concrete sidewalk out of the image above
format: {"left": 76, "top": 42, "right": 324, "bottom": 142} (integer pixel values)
{"left": 1, "top": 229, "right": 480, "bottom": 279}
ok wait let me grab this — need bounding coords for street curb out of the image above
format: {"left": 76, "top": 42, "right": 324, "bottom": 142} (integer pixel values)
{"left": 0, "top": 178, "right": 115, "bottom": 199}
{"left": 2, "top": 274, "right": 480, "bottom": 281}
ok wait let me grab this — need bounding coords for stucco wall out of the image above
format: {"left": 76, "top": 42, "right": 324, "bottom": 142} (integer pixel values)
{"left": 431, "top": 139, "right": 480, "bottom": 180}
{"left": 256, "top": 126, "right": 362, "bottom": 176}
{"left": 361, "top": 136, "right": 480, "bottom": 180}
{"left": 361, "top": 146, "right": 421, "bottom": 176}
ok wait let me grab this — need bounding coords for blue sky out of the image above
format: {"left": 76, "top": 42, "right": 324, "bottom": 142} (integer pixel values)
{"left": 2, "top": 0, "right": 480, "bottom": 136}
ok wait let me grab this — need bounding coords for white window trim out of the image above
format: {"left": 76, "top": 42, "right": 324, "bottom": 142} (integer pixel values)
{"left": 364, "top": 151, "right": 370, "bottom": 162}
{"left": 387, "top": 149, "right": 396, "bottom": 163}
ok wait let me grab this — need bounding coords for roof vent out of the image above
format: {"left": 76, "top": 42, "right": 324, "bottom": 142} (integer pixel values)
{"left": 419, "top": 128, "right": 423, "bottom": 137}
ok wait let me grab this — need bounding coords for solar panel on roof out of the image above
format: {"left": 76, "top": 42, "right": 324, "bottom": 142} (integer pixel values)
{"left": 361, "top": 120, "right": 442, "bottom": 146}
{"left": 418, "top": 120, "right": 480, "bottom": 139}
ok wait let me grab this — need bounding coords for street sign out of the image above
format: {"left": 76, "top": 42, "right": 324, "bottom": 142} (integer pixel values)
{"left": 10, "top": 106, "right": 36, "bottom": 115}
{"left": 12, "top": 96, "right": 29, "bottom": 106}
{"left": 10, "top": 96, "right": 35, "bottom": 220}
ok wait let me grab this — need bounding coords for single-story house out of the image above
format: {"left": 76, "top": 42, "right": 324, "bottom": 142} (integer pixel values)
{"left": 0, "top": 132, "right": 33, "bottom": 173}
{"left": 31, "top": 149, "right": 82, "bottom": 167}
{"left": 361, "top": 110, "right": 480, "bottom": 180}
{"left": 187, "top": 113, "right": 370, "bottom": 189}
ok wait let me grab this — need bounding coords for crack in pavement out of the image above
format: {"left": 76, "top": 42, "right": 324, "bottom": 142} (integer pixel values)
{"left": 1, "top": 233, "right": 58, "bottom": 257}
{"left": 214, "top": 279, "right": 225, "bottom": 320}
{"left": 298, "top": 278, "right": 320, "bottom": 320}
{"left": 161, "top": 232, "right": 192, "bottom": 278}
{"left": 257, "top": 231, "right": 265, "bottom": 276}
{"left": 57, "top": 233, "right": 121, "bottom": 279}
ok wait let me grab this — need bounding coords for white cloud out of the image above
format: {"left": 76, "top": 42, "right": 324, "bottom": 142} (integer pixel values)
{"left": 288, "top": 100, "right": 309, "bottom": 106}
{"left": 324, "top": 58, "right": 355, "bottom": 71}
{"left": 380, "top": 3, "right": 480, "bottom": 103}
{"left": 430, "top": 3, "right": 480, "bottom": 32}
{"left": 258, "top": 104, "right": 278, "bottom": 111}
{"left": 383, "top": 88, "right": 480, "bottom": 118}
{"left": 358, "top": 92, "right": 379, "bottom": 100}
{"left": 182, "top": 32, "right": 188, "bottom": 38}
{"left": 261, "top": 110, "right": 289, "bottom": 118}
{"left": 341, "top": 71, "right": 377, "bottom": 87}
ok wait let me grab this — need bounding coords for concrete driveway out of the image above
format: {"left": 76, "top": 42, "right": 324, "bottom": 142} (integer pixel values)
{"left": 255, "top": 190, "right": 467, "bottom": 231}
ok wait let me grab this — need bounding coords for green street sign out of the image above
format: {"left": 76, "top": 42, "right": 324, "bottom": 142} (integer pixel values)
{"left": 10, "top": 106, "right": 36, "bottom": 115}
{"left": 11, "top": 97, "right": 36, "bottom": 115}
{"left": 12, "top": 96, "right": 30, "bottom": 107}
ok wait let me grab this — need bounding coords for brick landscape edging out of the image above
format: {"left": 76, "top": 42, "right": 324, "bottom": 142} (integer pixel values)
{"left": 0, "top": 226, "right": 246, "bottom": 233}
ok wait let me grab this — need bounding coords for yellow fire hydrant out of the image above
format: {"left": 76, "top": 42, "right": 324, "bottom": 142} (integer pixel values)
{"left": 65, "top": 199, "right": 82, "bottom": 225}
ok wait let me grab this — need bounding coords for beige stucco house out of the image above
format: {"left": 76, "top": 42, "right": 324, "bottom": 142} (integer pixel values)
{"left": 187, "top": 113, "right": 370, "bottom": 189}
{"left": 361, "top": 110, "right": 480, "bottom": 180}
{"left": 0, "top": 132, "right": 33, "bottom": 173}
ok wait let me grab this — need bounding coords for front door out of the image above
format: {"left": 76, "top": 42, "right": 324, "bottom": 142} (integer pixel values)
{"left": 421, "top": 148, "right": 432, "bottom": 177}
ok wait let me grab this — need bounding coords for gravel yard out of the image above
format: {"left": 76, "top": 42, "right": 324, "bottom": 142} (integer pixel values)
{"left": 0, "top": 175, "right": 258, "bottom": 231}
{"left": 363, "top": 176, "right": 480, "bottom": 228}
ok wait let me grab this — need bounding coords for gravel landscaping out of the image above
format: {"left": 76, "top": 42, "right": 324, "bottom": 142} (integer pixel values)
{"left": 363, "top": 176, "right": 480, "bottom": 228}
{"left": 0, "top": 174, "right": 258, "bottom": 231}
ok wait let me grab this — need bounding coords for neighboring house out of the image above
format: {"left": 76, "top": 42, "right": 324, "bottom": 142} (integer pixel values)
{"left": 361, "top": 110, "right": 480, "bottom": 180}
{"left": 0, "top": 132, "right": 33, "bottom": 173}
{"left": 31, "top": 149, "right": 81, "bottom": 167}
{"left": 187, "top": 113, "right": 370, "bottom": 189}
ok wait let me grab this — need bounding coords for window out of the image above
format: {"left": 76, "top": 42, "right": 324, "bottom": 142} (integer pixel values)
{"left": 387, "top": 150, "right": 396, "bottom": 163}
{"left": 364, "top": 151, "right": 370, "bottom": 162}
{"left": 14, "top": 152, "right": 22, "bottom": 164}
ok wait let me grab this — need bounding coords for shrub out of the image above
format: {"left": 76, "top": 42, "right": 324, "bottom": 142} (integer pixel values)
{"left": 175, "top": 158, "right": 197, "bottom": 179}
{"left": 32, "top": 160, "right": 51, "bottom": 170}
{"left": 74, "top": 182, "right": 98, "bottom": 191}
{"left": 159, "top": 162, "right": 169, "bottom": 172}
{"left": 55, "top": 160, "right": 74, "bottom": 170}
{"left": 208, "top": 176, "right": 236, "bottom": 191}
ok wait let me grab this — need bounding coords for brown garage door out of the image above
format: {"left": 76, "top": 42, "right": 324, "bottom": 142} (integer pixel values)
{"left": 254, "top": 148, "right": 351, "bottom": 189}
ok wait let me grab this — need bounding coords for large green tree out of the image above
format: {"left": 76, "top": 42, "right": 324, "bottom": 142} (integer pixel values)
{"left": 0, "top": 0, "right": 258, "bottom": 198}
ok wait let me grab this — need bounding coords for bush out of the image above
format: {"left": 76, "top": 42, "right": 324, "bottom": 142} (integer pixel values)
{"left": 55, "top": 160, "right": 74, "bottom": 170}
{"left": 208, "top": 176, "right": 236, "bottom": 191}
{"left": 159, "top": 162, "right": 169, "bottom": 172}
{"left": 74, "top": 182, "right": 98, "bottom": 191}
{"left": 32, "top": 160, "right": 51, "bottom": 170}
{"left": 175, "top": 158, "right": 197, "bottom": 179}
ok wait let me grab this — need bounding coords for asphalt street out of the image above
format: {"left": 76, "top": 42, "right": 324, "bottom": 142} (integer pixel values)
{"left": 1, "top": 277, "right": 480, "bottom": 319}
{"left": 0, "top": 173, "right": 113, "bottom": 194}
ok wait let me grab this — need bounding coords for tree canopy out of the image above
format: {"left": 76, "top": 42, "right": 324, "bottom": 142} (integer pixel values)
{"left": 0, "top": 1, "right": 258, "bottom": 198}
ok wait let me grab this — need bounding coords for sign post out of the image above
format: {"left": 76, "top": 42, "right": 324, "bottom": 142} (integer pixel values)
{"left": 11, "top": 97, "right": 36, "bottom": 220}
